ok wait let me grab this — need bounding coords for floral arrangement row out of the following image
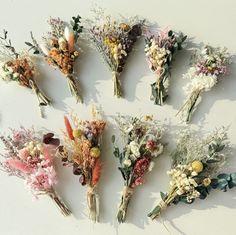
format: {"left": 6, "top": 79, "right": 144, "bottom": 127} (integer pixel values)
{"left": 0, "top": 10, "right": 232, "bottom": 122}
{"left": 0, "top": 111, "right": 235, "bottom": 223}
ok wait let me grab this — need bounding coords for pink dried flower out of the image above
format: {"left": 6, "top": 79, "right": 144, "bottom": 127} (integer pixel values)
{"left": 6, "top": 158, "right": 33, "bottom": 174}
{"left": 12, "top": 130, "right": 27, "bottom": 143}
{"left": 146, "top": 140, "right": 157, "bottom": 151}
{"left": 0, "top": 128, "right": 71, "bottom": 216}
{"left": 27, "top": 166, "right": 57, "bottom": 192}
{"left": 42, "top": 145, "right": 56, "bottom": 164}
{"left": 133, "top": 177, "right": 144, "bottom": 187}
{"left": 18, "top": 148, "right": 29, "bottom": 160}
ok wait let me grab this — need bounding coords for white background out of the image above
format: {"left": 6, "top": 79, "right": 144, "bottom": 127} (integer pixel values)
{"left": 0, "top": 0, "right": 236, "bottom": 234}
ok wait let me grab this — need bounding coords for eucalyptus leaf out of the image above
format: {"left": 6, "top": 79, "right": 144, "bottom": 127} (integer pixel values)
{"left": 217, "top": 173, "right": 230, "bottom": 181}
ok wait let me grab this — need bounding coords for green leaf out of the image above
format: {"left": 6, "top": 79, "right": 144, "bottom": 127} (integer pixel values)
{"left": 168, "top": 30, "right": 173, "bottom": 36}
{"left": 229, "top": 173, "right": 236, "bottom": 188}
{"left": 180, "top": 196, "right": 193, "bottom": 204}
{"left": 197, "top": 186, "right": 209, "bottom": 199}
{"left": 210, "top": 178, "right": 219, "bottom": 189}
{"left": 217, "top": 173, "right": 230, "bottom": 181}
{"left": 206, "top": 159, "right": 220, "bottom": 163}
{"left": 118, "top": 167, "right": 131, "bottom": 181}
{"left": 71, "top": 15, "right": 83, "bottom": 38}
{"left": 230, "top": 173, "right": 236, "bottom": 182}
{"left": 160, "top": 192, "right": 167, "bottom": 200}
{"left": 113, "top": 147, "right": 120, "bottom": 158}
{"left": 148, "top": 205, "right": 161, "bottom": 217}
{"left": 25, "top": 42, "right": 33, "bottom": 47}
{"left": 228, "top": 181, "right": 236, "bottom": 189}
{"left": 111, "top": 135, "right": 115, "bottom": 144}
{"left": 217, "top": 178, "right": 228, "bottom": 191}
{"left": 215, "top": 144, "right": 225, "bottom": 152}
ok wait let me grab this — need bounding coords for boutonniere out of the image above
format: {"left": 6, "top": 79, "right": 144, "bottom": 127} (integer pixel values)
{"left": 148, "top": 128, "right": 235, "bottom": 220}
{"left": 26, "top": 16, "right": 83, "bottom": 102}
{"left": 0, "top": 127, "right": 71, "bottom": 216}
{"left": 86, "top": 8, "right": 143, "bottom": 97}
{"left": 177, "top": 45, "right": 231, "bottom": 122}
{"left": 0, "top": 30, "right": 50, "bottom": 116}
{"left": 58, "top": 107, "right": 106, "bottom": 222}
{"left": 112, "top": 115, "right": 164, "bottom": 223}
{"left": 145, "top": 29, "right": 186, "bottom": 105}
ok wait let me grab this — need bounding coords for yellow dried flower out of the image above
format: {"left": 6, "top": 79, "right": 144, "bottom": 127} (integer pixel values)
{"left": 90, "top": 147, "right": 101, "bottom": 158}
{"left": 191, "top": 161, "right": 204, "bottom": 173}
{"left": 202, "top": 178, "right": 211, "bottom": 187}
{"left": 119, "top": 23, "right": 130, "bottom": 31}
{"left": 144, "top": 115, "right": 153, "bottom": 121}
{"left": 73, "top": 129, "right": 83, "bottom": 138}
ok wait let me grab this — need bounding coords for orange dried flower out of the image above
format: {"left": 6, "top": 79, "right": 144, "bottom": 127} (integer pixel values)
{"left": 6, "top": 58, "right": 34, "bottom": 87}
{"left": 47, "top": 46, "right": 78, "bottom": 76}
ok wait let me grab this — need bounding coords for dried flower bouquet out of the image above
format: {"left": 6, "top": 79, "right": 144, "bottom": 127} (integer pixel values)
{"left": 148, "top": 128, "right": 235, "bottom": 220}
{"left": 177, "top": 45, "right": 231, "bottom": 122}
{"left": 58, "top": 108, "right": 106, "bottom": 222}
{"left": 145, "top": 29, "right": 186, "bottom": 105}
{"left": 0, "top": 127, "right": 71, "bottom": 216}
{"left": 26, "top": 16, "right": 83, "bottom": 102}
{"left": 86, "top": 9, "right": 143, "bottom": 97}
{"left": 0, "top": 30, "right": 50, "bottom": 115}
{"left": 112, "top": 115, "right": 164, "bottom": 223}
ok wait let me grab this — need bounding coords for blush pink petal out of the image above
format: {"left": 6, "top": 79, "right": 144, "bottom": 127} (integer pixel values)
{"left": 18, "top": 148, "right": 29, "bottom": 160}
{"left": 43, "top": 145, "right": 55, "bottom": 163}
{"left": 6, "top": 159, "right": 32, "bottom": 173}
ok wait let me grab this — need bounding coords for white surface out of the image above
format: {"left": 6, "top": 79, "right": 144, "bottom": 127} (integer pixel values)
{"left": 0, "top": 0, "right": 236, "bottom": 235}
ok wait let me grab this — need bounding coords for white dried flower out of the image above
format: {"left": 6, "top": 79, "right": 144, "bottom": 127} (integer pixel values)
{"left": 64, "top": 26, "right": 74, "bottom": 42}
{"left": 39, "top": 44, "right": 49, "bottom": 56}
{"left": 153, "top": 144, "right": 164, "bottom": 157}
{"left": 129, "top": 141, "right": 140, "bottom": 157}
{"left": 123, "top": 158, "right": 131, "bottom": 167}
{"left": 148, "top": 161, "right": 155, "bottom": 172}
{"left": 191, "top": 171, "right": 198, "bottom": 176}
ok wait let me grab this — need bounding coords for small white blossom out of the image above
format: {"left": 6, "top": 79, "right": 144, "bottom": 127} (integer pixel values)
{"left": 123, "top": 159, "right": 131, "bottom": 167}
{"left": 153, "top": 144, "right": 164, "bottom": 157}
{"left": 129, "top": 141, "right": 140, "bottom": 157}
{"left": 148, "top": 161, "right": 155, "bottom": 172}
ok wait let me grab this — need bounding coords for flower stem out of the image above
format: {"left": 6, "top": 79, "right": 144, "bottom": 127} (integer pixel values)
{"left": 176, "top": 89, "right": 202, "bottom": 123}
{"left": 151, "top": 74, "right": 168, "bottom": 105}
{"left": 66, "top": 74, "right": 82, "bottom": 103}
{"left": 87, "top": 186, "right": 99, "bottom": 223}
{"left": 117, "top": 186, "right": 133, "bottom": 223}
{"left": 29, "top": 79, "right": 51, "bottom": 106}
{"left": 29, "top": 79, "right": 51, "bottom": 117}
{"left": 148, "top": 188, "right": 177, "bottom": 220}
{"left": 112, "top": 71, "right": 122, "bottom": 98}
{"left": 48, "top": 189, "right": 71, "bottom": 217}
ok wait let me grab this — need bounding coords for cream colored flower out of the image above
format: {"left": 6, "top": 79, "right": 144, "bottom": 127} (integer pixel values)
{"left": 153, "top": 144, "right": 163, "bottom": 157}
{"left": 129, "top": 141, "right": 140, "bottom": 157}
{"left": 123, "top": 158, "right": 131, "bottom": 167}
